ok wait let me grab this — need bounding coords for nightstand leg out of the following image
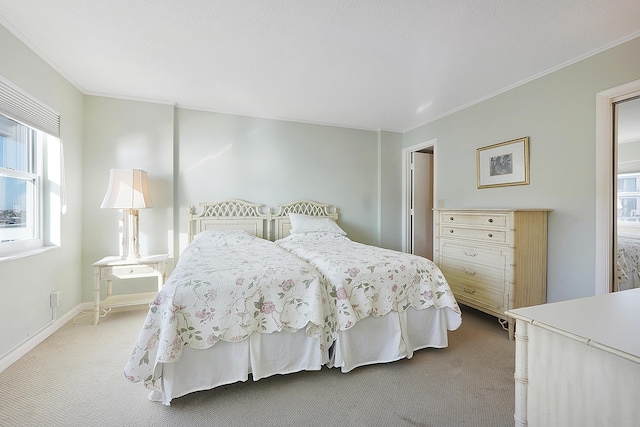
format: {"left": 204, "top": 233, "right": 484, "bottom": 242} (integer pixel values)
{"left": 93, "top": 266, "right": 100, "bottom": 325}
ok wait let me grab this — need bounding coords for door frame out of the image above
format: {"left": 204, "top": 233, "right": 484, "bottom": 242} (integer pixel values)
{"left": 402, "top": 138, "right": 437, "bottom": 253}
{"left": 595, "top": 78, "right": 640, "bottom": 295}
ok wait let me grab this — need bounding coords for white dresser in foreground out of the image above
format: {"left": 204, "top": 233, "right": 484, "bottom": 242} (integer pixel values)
{"left": 506, "top": 289, "right": 640, "bottom": 427}
{"left": 436, "top": 209, "right": 550, "bottom": 339}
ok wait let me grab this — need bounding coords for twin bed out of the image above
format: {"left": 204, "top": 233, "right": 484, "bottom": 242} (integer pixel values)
{"left": 124, "top": 200, "right": 462, "bottom": 405}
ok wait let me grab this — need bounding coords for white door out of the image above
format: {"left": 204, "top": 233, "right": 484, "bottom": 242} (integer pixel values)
{"left": 411, "top": 152, "right": 433, "bottom": 259}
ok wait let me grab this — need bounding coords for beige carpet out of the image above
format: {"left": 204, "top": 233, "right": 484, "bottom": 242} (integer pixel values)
{"left": 0, "top": 306, "right": 515, "bottom": 426}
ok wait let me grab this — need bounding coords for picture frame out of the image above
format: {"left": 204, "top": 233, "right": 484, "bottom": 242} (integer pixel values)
{"left": 477, "top": 137, "right": 529, "bottom": 189}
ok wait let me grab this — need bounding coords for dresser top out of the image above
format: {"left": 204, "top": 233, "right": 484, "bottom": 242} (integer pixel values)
{"left": 507, "top": 288, "right": 640, "bottom": 360}
{"left": 435, "top": 208, "right": 552, "bottom": 212}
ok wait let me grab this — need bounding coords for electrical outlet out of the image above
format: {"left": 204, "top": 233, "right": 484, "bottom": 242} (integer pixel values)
{"left": 50, "top": 291, "right": 62, "bottom": 308}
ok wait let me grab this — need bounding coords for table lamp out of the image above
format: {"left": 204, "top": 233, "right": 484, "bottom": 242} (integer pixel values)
{"left": 100, "top": 169, "right": 153, "bottom": 260}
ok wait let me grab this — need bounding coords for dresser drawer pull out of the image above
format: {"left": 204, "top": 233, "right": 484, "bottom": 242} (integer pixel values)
{"left": 488, "top": 218, "right": 493, "bottom": 223}
{"left": 461, "top": 285, "right": 477, "bottom": 294}
{"left": 450, "top": 229, "right": 454, "bottom": 233}
{"left": 488, "top": 233, "right": 493, "bottom": 238}
{"left": 464, "top": 250, "right": 478, "bottom": 257}
{"left": 462, "top": 267, "right": 477, "bottom": 276}
{"left": 449, "top": 216, "right": 454, "bottom": 221}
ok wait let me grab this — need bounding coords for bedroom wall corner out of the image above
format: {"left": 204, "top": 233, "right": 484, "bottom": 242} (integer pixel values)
{"left": 379, "top": 130, "right": 403, "bottom": 251}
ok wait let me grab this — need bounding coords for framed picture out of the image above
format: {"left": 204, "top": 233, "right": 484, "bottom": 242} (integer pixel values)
{"left": 477, "top": 137, "right": 529, "bottom": 189}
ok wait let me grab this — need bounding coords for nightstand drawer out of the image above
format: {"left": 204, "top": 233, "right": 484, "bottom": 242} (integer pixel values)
{"left": 102, "top": 264, "right": 156, "bottom": 278}
{"left": 440, "top": 225, "right": 508, "bottom": 244}
{"left": 439, "top": 212, "right": 508, "bottom": 228}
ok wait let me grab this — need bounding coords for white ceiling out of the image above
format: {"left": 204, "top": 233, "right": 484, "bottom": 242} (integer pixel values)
{"left": 1, "top": 1, "right": 639, "bottom": 132}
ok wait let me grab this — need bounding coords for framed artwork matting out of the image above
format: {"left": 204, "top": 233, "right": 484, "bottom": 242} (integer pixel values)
{"left": 477, "top": 137, "right": 529, "bottom": 189}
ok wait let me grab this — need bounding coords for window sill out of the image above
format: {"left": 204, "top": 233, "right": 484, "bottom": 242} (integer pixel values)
{"left": 0, "top": 245, "right": 59, "bottom": 264}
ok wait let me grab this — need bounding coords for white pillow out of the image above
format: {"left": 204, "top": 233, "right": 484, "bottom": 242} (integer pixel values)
{"left": 192, "top": 229, "right": 257, "bottom": 245}
{"left": 288, "top": 213, "right": 346, "bottom": 235}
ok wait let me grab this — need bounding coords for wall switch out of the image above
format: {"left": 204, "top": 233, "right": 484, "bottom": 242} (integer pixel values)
{"left": 50, "top": 291, "right": 62, "bottom": 308}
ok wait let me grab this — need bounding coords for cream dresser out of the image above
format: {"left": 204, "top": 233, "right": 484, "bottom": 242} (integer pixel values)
{"left": 436, "top": 209, "right": 550, "bottom": 339}
{"left": 506, "top": 289, "right": 640, "bottom": 427}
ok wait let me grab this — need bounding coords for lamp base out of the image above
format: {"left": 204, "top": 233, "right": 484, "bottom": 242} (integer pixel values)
{"left": 121, "top": 209, "right": 141, "bottom": 260}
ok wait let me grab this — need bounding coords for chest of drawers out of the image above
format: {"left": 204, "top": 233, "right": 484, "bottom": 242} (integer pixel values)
{"left": 436, "top": 209, "right": 550, "bottom": 339}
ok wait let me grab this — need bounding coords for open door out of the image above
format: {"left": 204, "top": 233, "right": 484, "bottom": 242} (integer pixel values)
{"left": 410, "top": 152, "right": 433, "bottom": 259}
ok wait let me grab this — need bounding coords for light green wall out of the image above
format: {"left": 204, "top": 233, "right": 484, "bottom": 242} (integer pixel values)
{"left": 80, "top": 104, "right": 383, "bottom": 306}
{"left": 82, "top": 97, "right": 174, "bottom": 301}
{"left": 176, "top": 108, "right": 380, "bottom": 245}
{"left": 0, "top": 25, "right": 85, "bottom": 358}
{"left": 379, "top": 130, "right": 403, "bottom": 250}
{"left": 403, "top": 36, "right": 640, "bottom": 302}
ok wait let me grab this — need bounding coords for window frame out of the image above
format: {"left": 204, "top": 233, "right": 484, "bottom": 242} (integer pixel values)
{"left": 0, "top": 74, "right": 61, "bottom": 260}
{"left": 0, "top": 118, "right": 44, "bottom": 255}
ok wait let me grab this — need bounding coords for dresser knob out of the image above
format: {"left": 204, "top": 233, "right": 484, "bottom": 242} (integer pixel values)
{"left": 488, "top": 218, "right": 493, "bottom": 223}
{"left": 449, "top": 217, "right": 454, "bottom": 221}
{"left": 450, "top": 230, "right": 454, "bottom": 233}
{"left": 488, "top": 233, "right": 493, "bottom": 238}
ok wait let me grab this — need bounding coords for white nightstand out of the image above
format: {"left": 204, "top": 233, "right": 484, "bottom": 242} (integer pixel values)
{"left": 92, "top": 254, "right": 168, "bottom": 325}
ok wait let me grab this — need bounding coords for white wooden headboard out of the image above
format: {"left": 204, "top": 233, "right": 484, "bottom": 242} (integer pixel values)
{"left": 273, "top": 200, "right": 339, "bottom": 240}
{"left": 188, "top": 199, "right": 270, "bottom": 242}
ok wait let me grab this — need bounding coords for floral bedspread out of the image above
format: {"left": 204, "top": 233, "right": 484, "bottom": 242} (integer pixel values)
{"left": 276, "top": 232, "right": 461, "bottom": 331}
{"left": 124, "top": 230, "right": 336, "bottom": 390}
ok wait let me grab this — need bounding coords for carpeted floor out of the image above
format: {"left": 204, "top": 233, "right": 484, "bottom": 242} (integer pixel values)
{"left": 0, "top": 306, "right": 515, "bottom": 427}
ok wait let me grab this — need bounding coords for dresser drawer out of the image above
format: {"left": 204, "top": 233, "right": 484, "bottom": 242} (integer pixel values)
{"left": 439, "top": 212, "right": 508, "bottom": 228}
{"left": 102, "top": 264, "right": 156, "bottom": 279}
{"left": 439, "top": 240, "right": 509, "bottom": 269}
{"left": 440, "top": 225, "right": 508, "bottom": 244}
{"left": 440, "top": 257, "right": 507, "bottom": 292}
{"left": 448, "top": 279, "right": 508, "bottom": 312}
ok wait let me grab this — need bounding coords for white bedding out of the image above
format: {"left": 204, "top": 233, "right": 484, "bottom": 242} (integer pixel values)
{"left": 126, "top": 201, "right": 463, "bottom": 404}
{"left": 276, "top": 232, "right": 461, "bottom": 328}
{"left": 124, "top": 230, "right": 336, "bottom": 402}
{"left": 275, "top": 231, "right": 462, "bottom": 371}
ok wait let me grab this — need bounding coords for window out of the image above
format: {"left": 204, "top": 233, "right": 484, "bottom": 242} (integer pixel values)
{"left": 0, "top": 75, "right": 62, "bottom": 258}
{"left": 0, "top": 114, "right": 42, "bottom": 253}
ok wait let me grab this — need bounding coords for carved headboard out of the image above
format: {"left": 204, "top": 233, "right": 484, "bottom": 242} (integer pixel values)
{"left": 188, "top": 199, "right": 270, "bottom": 242}
{"left": 272, "top": 200, "right": 339, "bottom": 240}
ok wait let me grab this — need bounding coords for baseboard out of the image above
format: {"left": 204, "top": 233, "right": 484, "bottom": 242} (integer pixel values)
{"left": 0, "top": 303, "right": 89, "bottom": 373}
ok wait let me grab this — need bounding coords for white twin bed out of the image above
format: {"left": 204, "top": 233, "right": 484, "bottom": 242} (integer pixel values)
{"left": 124, "top": 200, "right": 462, "bottom": 405}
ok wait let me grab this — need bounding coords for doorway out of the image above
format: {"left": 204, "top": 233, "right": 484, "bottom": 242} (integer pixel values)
{"left": 402, "top": 139, "right": 436, "bottom": 258}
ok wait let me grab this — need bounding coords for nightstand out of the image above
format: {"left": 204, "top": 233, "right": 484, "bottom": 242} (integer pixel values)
{"left": 92, "top": 254, "right": 168, "bottom": 325}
